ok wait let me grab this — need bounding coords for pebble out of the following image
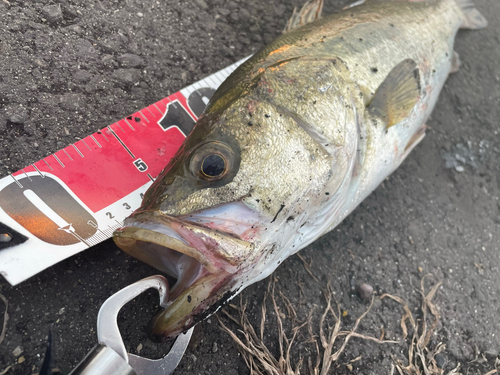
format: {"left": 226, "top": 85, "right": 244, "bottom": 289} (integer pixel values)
{"left": 239, "top": 8, "right": 250, "bottom": 21}
{"left": 41, "top": 5, "right": 63, "bottom": 24}
{"left": 0, "top": 116, "right": 6, "bottom": 131}
{"left": 4, "top": 104, "right": 28, "bottom": 124}
{"left": 357, "top": 283, "right": 374, "bottom": 299}
{"left": 12, "top": 346, "right": 23, "bottom": 357}
{"left": 435, "top": 353, "right": 445, "bottom": 368}
{"left": 484, "top": 349, "right": 499, "bottom": 359}
{"left": 212, "top": 342, "right": 218, "bottom": 353}
{"left": 117, "top": 53, "right": 145, "bottom": 68}
{"left": 137, "top": 343, "right": 143, "bottom": 353}
{"left": 112, "top": 68, "right": 141, "bottom": 86}
{"left": 195, "top": 0, "right": 208, "bottom": 9}
{"left": 60, "top": 93, "right": 86, "bottom": 111}
{"left": 73, "top": 70, "right": 93, "bottom": 84}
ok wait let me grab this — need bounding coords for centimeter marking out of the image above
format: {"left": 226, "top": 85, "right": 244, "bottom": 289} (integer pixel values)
{"left": 107, "top": 126, "right": 136, "bottom": 159}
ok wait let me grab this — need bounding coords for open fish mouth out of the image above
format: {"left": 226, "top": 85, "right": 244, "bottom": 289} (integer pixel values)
{"left": 113, "top": 208, "right": 258, "bottom": 341}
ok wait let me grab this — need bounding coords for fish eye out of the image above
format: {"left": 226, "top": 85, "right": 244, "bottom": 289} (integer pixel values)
{"left": 189, "top": 141, "right": 235, "bottom": 182}
{"left": 201, "top": 154, "right": 226, "bottom": 177}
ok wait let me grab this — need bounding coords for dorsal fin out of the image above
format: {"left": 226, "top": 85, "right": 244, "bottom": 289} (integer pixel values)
{"left": 367, "top": 59, "right": 421, "bottom": 129}
{"left": 283, "top": 0, "right": 324, "bottom": 34}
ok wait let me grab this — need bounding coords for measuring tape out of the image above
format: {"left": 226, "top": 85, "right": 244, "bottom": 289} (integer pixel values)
{"left": 0, "top": 58, "right": 248, "bottom": 286}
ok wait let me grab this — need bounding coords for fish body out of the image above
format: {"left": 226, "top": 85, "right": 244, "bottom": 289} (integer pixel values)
{"left": 113, "top": 0, "right": 486, "bottom": 341}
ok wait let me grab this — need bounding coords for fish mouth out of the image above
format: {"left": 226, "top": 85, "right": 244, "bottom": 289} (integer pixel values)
{"left": 113, "top": 209, "right": 257, "bottom": 342}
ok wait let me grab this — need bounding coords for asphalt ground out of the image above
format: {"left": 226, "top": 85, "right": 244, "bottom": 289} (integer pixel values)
{"left": 0, "top": 0, "right": 499, "bottom": 374}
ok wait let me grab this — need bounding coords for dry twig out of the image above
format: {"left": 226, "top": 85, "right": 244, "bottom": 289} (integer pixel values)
{"left": 220, "top": 278, "right": 398, "bottom": 375}
{"left": 219, "top": 279, "right": 304, "bottom": 375}
{"left": 381, "top": 275, "right": 444, "bottom": 375}
{"left": 296, "top": 254, "right": 319, "bottom": 282}
{"left": 0, "top": 293, "right": 9, "bottom": 346}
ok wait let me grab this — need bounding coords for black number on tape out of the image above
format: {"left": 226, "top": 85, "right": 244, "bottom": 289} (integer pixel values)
{"left": 188, "top": 87, "right": 216, "bottom": 118}
{"left": 158, "top": 100, "right": 195, "bottom": 136}
{"left": 106, "top": 212, "right": 114, "bottom": 219}
{"left": 0, "top": 175, "right": 97, "bottom": 246}
{"left": 133, "top": 158, "right": 148, "bottom": 172}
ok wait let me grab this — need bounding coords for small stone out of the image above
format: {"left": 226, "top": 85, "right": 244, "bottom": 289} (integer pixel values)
{"left": 112, "top": 68, "right": 141, "bottom": 86}
{"left": 5, "top": 104, "right": 28, "bottom": 124}
{"left": 117, "top": 53, "right": 145, "bottom": 68}
{"left": 12, "top": 346, "right": 23, "bottom": 357}
{"left": 195, "top": 0, "right": 208, "bottom": 9}
{"left": 455, "top": 165, "right": 464, "bottom": 172}
{"left": 239, "top": 8, "right": 251, "bottom": 21}
{"left": 357, "top": 283, "right": 374, "bottom": 299}
{"left": 17, "top": 356, "right": 25, "bottom": 364}
{"left": 0, "top": 116, "right": 6, "bottom": 131}
{"left": 137, "top": 12, "right": 144, "bottom": 17}
{"left": 60, "top": 93, "right": 86, "bottom": 111}
{"left": 137, "top": 343, "right": 143, "bottom": 353}
{"left": 484, "top": 349, "right": 499, "bottom": 359}
{"left": 230, "top": 12, "right": 239, "bottom": 22}
{"left": 73, "top": 70, "right": 92, "bottom": 84}
{"left": 435, "top": 353, "right": 445, "bottom": 368}
{"left": 212, "top": 342, "right": 218, "bottom": 353}
{"left": 346, "top": 363, "right": 353, "bottom": 371}
{"left": 102, "top": 55, "right": 117, "bottom": 68}
{"left": 41, "top": 5, "right": 63, "bottom": 24}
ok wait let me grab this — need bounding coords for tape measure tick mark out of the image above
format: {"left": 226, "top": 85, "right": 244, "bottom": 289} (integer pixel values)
{"left": 53, "top": 154, "right": 65, "bottom": 168}
{"left": 32, "top": 164, "right": 45, "bottom": 177}
{"left": 63, "top": 149, "right": 73, "bottom": 161}
{"left": 10, "top": 174, "right": 23, "bottom": 188}
{"left": 43, "top": 159, "right": 53, "bottom": 171}
{"left": 73, "top": 145, "right": 84, "bottom": 158}
{"left": 90, "top": 135, "right": 102, "bottom": 148}
{"left": 81, "top": 139, "right": 91, "bottom": 151}
{"left": 107, "top": 126, "right": 136, "bottom": 159}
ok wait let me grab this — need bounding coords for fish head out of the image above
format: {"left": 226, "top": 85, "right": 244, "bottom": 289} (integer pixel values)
{"left": 113, "top": 64, "right": 357, "bottom": 341}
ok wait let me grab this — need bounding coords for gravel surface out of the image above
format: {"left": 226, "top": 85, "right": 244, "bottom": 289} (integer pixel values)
{"left": 0, "top": 0, "right": 499, "bottom": 374}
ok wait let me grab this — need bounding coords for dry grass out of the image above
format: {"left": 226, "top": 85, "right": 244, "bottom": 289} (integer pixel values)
{"left": 0, "top": 293, "right": 8, "bottom": 346}
{"left": 219, "top": 278, "right": 398, "bottom": 375}
{"left": 219, "top": 273, "right": 498, "bottom": 375}
{"left": 382, "top": 274, "right": 446, "bottom": 375}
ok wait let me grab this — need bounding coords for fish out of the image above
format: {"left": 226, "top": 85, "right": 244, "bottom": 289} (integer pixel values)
{"left": 113, "top": 0, "right": 487, "bottom": 341}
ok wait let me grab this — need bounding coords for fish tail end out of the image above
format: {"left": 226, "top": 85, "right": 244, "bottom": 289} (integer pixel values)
{"left": 454, "top": 0, "right": 488, "bottom": 29}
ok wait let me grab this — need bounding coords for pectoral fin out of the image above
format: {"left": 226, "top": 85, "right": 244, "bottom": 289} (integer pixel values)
{"left": 367, "top": 59, "right": 421, "bottom": 129}
{"left": 455, "top": 0, "right": 488, "bottom": 30}
{"left": 283, "top": 0, "right": 324, "bottom": 33}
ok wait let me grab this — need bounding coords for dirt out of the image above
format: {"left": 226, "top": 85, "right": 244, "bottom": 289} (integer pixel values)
{"left": 0, "top": 0, "right": 499, "bottom": 374}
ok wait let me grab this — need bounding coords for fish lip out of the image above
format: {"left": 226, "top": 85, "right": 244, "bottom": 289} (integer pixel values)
{"left": 115, "top": 210, "right": 253, "bottom": 274}
{"left": 113, "top": 210, "right": 255, "bottom": 340}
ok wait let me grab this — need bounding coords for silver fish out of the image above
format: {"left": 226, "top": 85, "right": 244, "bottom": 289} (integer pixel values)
{"left": 113, "top": 0, "right": 487, "bottom": 341}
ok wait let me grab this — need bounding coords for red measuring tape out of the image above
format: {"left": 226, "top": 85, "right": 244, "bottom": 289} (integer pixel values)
{"left": 0, "top": 58, "right": 247, "bottom": 286}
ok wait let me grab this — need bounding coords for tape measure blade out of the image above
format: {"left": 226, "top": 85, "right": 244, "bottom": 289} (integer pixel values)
{"left": 0, "top": 57, "right": 248, "bottom": 286}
